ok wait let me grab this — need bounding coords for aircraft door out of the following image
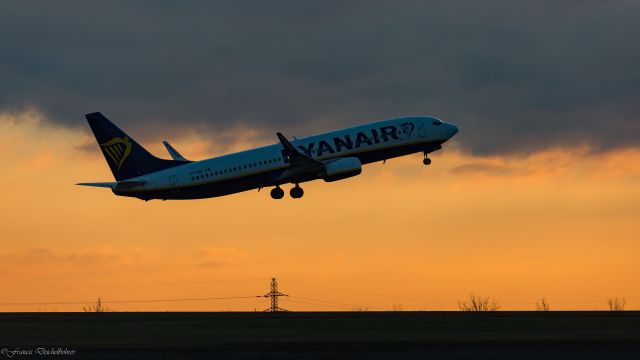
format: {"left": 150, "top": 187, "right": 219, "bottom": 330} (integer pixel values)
{"left": 169, "top": 175, "right": 179, "bottom": 193}
{"left": 417, "top": 120, "right": 426, "bottom": 138}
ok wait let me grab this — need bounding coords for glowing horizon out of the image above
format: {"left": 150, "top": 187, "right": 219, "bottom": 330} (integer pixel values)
{"left": 0, "top": 111, "right": 638, "bottom": 312}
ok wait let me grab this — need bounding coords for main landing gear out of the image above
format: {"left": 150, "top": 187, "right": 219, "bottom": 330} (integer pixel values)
{"left": 270, "top": 184, "right": 304, "bottom": 199}
{"left": 290, "top": 184, "right": 304, "bottom": 199}
{"left": 270, "top": 186, "right": 284, "bottom": 199}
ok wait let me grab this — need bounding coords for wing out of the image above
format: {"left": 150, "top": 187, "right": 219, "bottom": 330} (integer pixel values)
{"left": 276, "top": 133, "right": 325, "bottom": 182}
{"left": 276, "top": 133, "right": 323, "bottom": 167}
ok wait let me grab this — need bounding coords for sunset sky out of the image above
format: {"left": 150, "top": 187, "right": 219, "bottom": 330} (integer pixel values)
{"left": 1, "top": 1, "right": 639, "bottom": 311}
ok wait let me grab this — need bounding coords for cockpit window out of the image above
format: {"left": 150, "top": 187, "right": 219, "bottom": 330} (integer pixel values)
{"left": 432, "top": 119, "right": 443, "bottom": 126}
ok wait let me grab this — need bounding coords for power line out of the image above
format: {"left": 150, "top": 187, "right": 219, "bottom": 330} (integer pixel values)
{"left": 289, "top": 295, "right": 385, "bottom": 311}
{"left": 282, "top": 298, "right": 355, "bottom": 310}
{"left": 281, "top": 279, "right": 458, "bottom": 304}
{"left": 0, "top": 295, "right": 260, "bottom": 306}
{"left": 0, "top": 278, "right": 269, "bottom": 288}
{"left": 280, "top": 279, "right": 639, "bottom": 307}
{"left": 1, "top": 276, "right": 635, "bottom": 309}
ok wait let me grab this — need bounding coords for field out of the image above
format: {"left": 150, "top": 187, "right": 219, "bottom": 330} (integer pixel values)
{"left": 1, "top": 311, "right": 639, "bottom": 359}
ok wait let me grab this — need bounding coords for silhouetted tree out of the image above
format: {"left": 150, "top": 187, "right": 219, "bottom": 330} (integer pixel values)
{"left": 607, "top": 297, "right": 626, "bottom": 311}
{"left": 83, "top": 297, "right": 111, "bottom": 312}
{"left": 392, "top": 303, "right": 403, "bottom": 311}
{"left": 458, "top": 293, "right": 500, "bottom": 311}
{"left": 535, "top": 297, "right": 550, "bottom": 311}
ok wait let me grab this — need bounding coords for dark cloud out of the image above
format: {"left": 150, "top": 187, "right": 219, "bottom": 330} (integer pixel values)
{"left": 1, "top": 1, "right": 639, "bottom": 155}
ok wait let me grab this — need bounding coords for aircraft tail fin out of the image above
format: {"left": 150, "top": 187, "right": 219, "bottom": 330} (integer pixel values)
{"left": 85, "top": 112, "right": 190, "bottom": 181}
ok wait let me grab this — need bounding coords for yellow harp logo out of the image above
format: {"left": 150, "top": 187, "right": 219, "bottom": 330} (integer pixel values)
{"left": 100, "top": 136, "right": 132, "bottom": 171}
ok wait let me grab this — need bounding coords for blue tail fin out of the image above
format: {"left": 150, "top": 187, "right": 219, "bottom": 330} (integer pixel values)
{"left": 85, "top": 112, "right": 190, "bottom": 181}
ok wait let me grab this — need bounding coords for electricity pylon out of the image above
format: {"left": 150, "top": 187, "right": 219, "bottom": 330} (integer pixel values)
{"left": 263, "top": 277, "right": 288, "bottom": 312}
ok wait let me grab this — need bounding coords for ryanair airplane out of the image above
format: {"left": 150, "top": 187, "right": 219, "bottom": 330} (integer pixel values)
{"left": 78, "top": 112, "right": 458, "bottom": 200}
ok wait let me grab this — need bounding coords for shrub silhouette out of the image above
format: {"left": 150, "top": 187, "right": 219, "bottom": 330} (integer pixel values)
{"left": 83, "top": 297, "right": 111, "bottom": 313}
{"left": 607, "top": 297, "right": 626, "bottom": 311}
{"left": 458, "top": 293, "right": 500, "bottom": 311}
{"left": 535, "top": 297, "right": 550, "bottom": 311}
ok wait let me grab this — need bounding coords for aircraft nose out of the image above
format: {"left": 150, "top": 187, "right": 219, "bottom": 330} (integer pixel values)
{"left": 447, "top": 123, "right": 459, "bottom": 138}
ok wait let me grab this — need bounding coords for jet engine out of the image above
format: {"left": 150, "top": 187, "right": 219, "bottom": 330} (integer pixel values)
{"left": 323, "top": 157, "right": 362, "bottom": 182}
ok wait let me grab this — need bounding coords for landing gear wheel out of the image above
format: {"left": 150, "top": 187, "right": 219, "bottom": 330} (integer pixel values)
{"left": 270, "top": 186, "right": 284, "bottom": 199}
{"left": 423, "top": 157, "right": 432, "bottom": 165}
{"left": 290, "top": 185, "right": 304, "bottom": 199}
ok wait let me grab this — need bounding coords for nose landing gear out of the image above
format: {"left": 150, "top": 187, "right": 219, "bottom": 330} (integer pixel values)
{"left": 290, "top": 184, "right": 304, "bottom": 199}
{"left": 270, "top": 186, "right": 284, "bottom": 199}
{"left": 423, "top": 153, "right": 432, "bottom": 165}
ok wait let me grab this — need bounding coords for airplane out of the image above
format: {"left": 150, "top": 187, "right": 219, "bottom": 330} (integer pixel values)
{"left": 77, "top": 112, "right": 458, "bottom": 200}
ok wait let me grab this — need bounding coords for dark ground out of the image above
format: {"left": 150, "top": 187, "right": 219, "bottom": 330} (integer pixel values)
{"left": 1, "top": 311, "right": 639, "bottom": 359}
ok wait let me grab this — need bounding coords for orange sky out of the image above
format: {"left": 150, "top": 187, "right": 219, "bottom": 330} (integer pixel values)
{"left": 1, "top": 110, "right": 639, "bottom": 311}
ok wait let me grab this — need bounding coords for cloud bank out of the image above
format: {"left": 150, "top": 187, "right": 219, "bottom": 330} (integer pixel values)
{"left": 1, "top": 1, "right": 639, "bottom": 154}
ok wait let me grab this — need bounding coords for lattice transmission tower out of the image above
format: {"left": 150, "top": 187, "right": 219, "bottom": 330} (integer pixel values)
{"left": 263, "top": 277, "right": 288, "bottom": 312}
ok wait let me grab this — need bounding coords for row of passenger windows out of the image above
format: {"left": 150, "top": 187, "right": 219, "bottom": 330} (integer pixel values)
{"left": 190, "top": 157, "right": 282, "bottom": 181}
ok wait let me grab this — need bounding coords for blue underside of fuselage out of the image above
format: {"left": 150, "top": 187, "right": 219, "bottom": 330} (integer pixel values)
{"left": 114, "top": 141, "right": 442, "bottom": 200}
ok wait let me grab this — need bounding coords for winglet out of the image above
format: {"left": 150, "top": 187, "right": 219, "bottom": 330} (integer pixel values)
{"left": 162, "top": 140, "right": 188, "bottom": 161}
{"left": 276, "top": 132, "right": 301, "bottom": 159}
{"left": 276, "top": 132, "right": 323, "bottom": 169}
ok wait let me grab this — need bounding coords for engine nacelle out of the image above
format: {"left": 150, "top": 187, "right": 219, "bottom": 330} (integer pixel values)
{"left": 323, "top": 157, "right": 362, "bottom": 182}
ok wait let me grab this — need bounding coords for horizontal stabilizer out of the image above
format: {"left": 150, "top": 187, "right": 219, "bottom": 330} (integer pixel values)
{"left": 76, "top": 182, "right": 117, "bottom": 189}
{"left": 76, "top": 180, "right": 146, "bottom": 190}
{"left": 162, "top": 140, "right": 188, "bottom": 161}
